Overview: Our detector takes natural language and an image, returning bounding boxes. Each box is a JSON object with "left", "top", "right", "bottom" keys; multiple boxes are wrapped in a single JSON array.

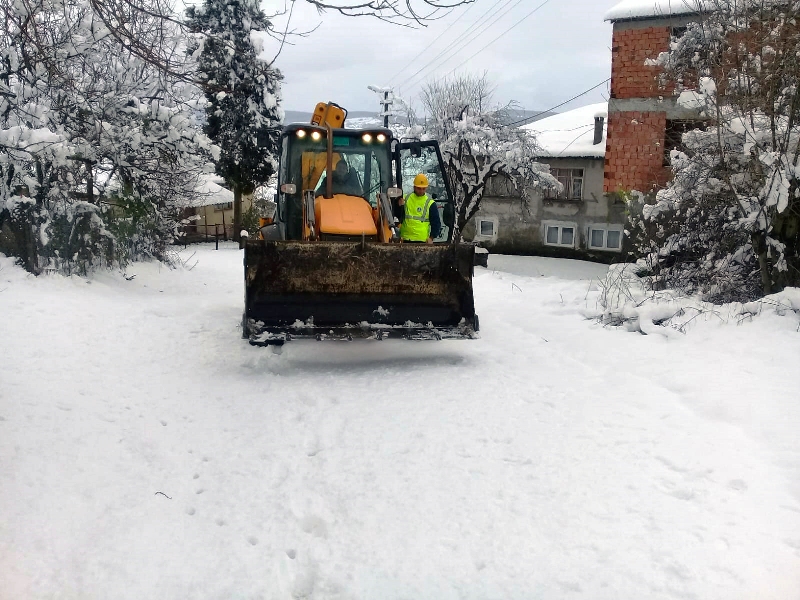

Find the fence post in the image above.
[{"left": 215, "top": 224, "right": 219, "bottom": 250}]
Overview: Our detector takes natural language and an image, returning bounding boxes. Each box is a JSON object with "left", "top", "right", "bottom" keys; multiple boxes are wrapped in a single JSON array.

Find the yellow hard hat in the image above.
[{"left": 413, "top": 173, "right": 429, "bottom": 188}]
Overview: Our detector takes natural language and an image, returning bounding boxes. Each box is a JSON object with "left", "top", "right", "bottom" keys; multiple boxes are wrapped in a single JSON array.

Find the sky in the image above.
[{"left": 262, "top": 0, "right": 621, "bottom": 116}]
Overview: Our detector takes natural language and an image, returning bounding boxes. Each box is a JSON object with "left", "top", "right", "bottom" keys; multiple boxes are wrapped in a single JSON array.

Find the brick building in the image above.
[{"left": 603, "top": 0, "right": 704, "bottom": 195}]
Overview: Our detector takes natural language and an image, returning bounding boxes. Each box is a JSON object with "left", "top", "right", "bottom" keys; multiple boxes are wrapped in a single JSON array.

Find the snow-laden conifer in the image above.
[{"left": 186, "top": 0, "right": 283, "bottom": 243}]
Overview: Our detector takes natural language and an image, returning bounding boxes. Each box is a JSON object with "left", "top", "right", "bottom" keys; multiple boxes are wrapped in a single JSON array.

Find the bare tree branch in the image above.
[{"left": 302, "top": 0, "right": 473, "bottom": 25}]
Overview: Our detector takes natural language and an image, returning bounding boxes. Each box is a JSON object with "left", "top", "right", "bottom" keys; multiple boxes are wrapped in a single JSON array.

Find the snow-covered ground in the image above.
[{"left": 1, "top": 244, "right": 799, "bottom": 600}]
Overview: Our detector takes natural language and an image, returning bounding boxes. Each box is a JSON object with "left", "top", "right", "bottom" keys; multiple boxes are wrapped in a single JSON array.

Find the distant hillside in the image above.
[
  {"left": 283, "top": 110, "right": 383, "bottom": 126},
  {"left": 282, "top": 109, "right": 557, "bottom": 128}
]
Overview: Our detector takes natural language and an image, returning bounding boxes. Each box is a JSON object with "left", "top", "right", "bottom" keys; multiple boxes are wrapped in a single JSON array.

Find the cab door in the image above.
[{"left": 394, "top": 141, "right": 455, "bottom": 243}]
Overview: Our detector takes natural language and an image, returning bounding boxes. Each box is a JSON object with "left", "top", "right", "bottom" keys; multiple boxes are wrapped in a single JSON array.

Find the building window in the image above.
[
  {"left": 588, "top": 226, "right": 623, "bottom": 251},
  {"left": 485, "top": 174, "right": 517, "bottom": 197},
  {"left": 664, "top": 120, "right": 706, "bottom": 166},
  {"left": 671, "top": 26, "right": 687, "bottom": 39},
  {"left": 543, "top": 221, "right": 576, "bottom": 248},
  {"left": 475, "top": 217, "right": 498, "bottom": 241},
  {"left": 547, "top": 169, "right": 584, "bottom": 201},
  {"left": 214, "top": 202, "right": 233, "bottom": 211}
]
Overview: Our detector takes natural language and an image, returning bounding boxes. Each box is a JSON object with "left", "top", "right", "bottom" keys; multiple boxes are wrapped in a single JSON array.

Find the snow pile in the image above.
[
  {"left": 741, "top": 288, "right": 800, "bottom": 320},
  {"left": 605, "top": 0, "right": 706, "bottom": 21},
  {"left": 584, "top": 263, "right": 800, "bottom": 337}
]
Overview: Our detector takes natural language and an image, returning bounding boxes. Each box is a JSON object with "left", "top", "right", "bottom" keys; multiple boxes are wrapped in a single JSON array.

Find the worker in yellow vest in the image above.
[{"left": 398, "top": 173, "right": 442, "bottom": 243}]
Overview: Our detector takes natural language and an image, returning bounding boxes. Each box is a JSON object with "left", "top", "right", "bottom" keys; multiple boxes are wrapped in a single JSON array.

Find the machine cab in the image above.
[
  {"left": 267, "top": 125, "right": 456, "bottom": 244},
  {"left": 394, "top": 140, "right": 456, "bottom": 243},
  {"left": 271, "top": 124, "right": 393, "bottom": 241}
]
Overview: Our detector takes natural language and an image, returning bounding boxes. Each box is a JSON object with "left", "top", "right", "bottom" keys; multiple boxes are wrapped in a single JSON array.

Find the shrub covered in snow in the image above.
[{"left": 586, "top": 264, "right": 800, "bottom": 337}]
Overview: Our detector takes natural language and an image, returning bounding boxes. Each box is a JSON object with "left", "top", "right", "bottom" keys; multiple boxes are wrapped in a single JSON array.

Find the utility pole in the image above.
[{"left": 367, "top": 85, "right": 394, "bottom": 128}]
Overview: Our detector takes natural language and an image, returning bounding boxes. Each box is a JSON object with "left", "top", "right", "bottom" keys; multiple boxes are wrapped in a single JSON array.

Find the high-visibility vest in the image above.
[{"left": 400, "top": 193, "right": 434, "bottom": 241}]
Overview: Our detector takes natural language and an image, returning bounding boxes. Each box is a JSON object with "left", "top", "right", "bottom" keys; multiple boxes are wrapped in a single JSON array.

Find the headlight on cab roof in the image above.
[
  {"left": 310, "top": 131, "right": 322, "bottom": 141},
  {"left": 296, "top": 130, "right": 306, "bottom": 138},
  {"left": 376, "top": 133, "right": 387, "bottom": 143},
  {"left": 361, "top": 133, "right": 372, "bottom": 143}
]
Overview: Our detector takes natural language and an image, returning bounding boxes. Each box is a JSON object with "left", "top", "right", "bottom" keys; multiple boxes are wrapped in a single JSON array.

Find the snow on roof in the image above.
[
  {"left": 189, "top": 175, "right": 234, "bottom": 208},
  {"left": 522, "top": 103, "right": 608, "bottom": 159},
  {"left": 604, "top": 0, "right": 704, "bottom": 22}
]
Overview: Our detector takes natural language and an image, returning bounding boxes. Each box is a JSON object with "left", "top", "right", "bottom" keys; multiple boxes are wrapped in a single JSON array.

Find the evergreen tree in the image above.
[{"left": 186, "top": 0, "right": 283, "bottom": 241}]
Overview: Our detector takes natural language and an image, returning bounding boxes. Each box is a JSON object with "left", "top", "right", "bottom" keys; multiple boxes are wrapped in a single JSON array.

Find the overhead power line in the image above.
[
  {"left": 392, "top": 0, "right": 513, "bottom": 84},
  {"left": 509, "top": 78, "right": 612, "bottom": 128},
  {"left": 387, "top": 1, "right": 479, "bottom": 84},
  {"left": 439, "top": 0, "right": 553, "bottom": 83},
  {"left": 398, "top": 0, "right": 523, "bottom": 91},
  {"left": 394, "top": 0, "right": 520, "bottom": 89},
  {"left": 402, "top": 0, "right": 528, "bottom": 91}
]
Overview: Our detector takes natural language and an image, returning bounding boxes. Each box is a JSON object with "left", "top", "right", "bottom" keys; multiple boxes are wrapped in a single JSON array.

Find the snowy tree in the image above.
[
  {"left": 637, "top": 0, "right": 800, "bottom": 301},
  {"left": 412, "top": 73, "right": 557, "bottom": 236},
  {"left": 186, "top": 0, "right": 283, "bottom": 243},
  {"left": 1, "top": 0, "right": 214, "bottom": 274}
]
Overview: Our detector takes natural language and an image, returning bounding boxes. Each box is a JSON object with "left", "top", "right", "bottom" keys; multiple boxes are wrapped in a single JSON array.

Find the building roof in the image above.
[
  {"left": 188, "top": 175, "right": 234, "bottom": 208},
  {"left": 522, "top": 103, "right": 608, "bottom": 159},
  {"left": 604, "top": 0, "right": 704, "bottom": 22}
]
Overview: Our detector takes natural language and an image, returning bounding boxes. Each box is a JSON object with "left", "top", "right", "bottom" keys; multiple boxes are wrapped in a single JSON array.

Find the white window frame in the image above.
[
  {"left": 474, "top": 216, "right": 498, "bottom": 242},
  {"left": 214, "top": 202, "right": 233, "bottom": 212},
  {"left": 587, "top": 225, "right": 624, "bottom": 252},
  {"left": 542, "top": 221, "right": 577, "bottom": 248}
]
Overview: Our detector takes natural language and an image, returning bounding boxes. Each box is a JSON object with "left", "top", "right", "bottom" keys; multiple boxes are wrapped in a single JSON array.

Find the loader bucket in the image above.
[{"left": 243, "top": 240, "right": 477, "bottom": 344}]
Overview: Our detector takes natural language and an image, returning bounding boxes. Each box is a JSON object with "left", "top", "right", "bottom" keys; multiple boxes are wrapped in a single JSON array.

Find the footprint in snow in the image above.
[
  {"left": 301, "top": 515, "right": 328, "bottom": 539},
  {"left": 247, "top": 536, "right": 259, "bottom": 546},
  {"left": 186, "top": 507, "right": 196, "bottom": 516},
  {"left": 728, "top": 479, "right": 748, "bottom": 491}
]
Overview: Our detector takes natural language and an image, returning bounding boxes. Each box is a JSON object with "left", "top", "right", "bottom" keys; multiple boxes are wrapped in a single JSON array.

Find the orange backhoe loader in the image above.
[{"left": 243, "top": 102, "right": 478, "bottom": 345}]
